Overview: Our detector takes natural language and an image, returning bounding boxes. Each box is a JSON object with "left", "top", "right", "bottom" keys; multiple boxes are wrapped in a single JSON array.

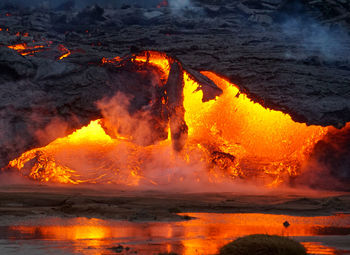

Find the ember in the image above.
[
  {"left": 57, "top": 44, "right": 71, "bottom": 60},
  {"left": 7, "top": 43, "right": 47, "bottom": 56},
  {"left": 157, "top": 0, "right": 168, "bottom": 8}
]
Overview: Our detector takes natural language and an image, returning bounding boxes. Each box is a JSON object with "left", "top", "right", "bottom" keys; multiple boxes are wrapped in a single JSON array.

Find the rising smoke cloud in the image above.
[
  {"left": 281, "top": 17, "right": 350, "bottom": 61},
  {"left": 93, "top": 91, "right": 270, "bottom": 193}
]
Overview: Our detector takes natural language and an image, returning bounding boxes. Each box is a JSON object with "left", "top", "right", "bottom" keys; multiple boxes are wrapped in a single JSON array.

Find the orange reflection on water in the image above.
[
  {"left": 177, "top": 213, "right": 350, "bottom": 255},
  {"left": 302, "top": 242, "right": 338, "bottom": 255},
  {"left": 7, "top": 213, "right": 350, "bottom": 255}
]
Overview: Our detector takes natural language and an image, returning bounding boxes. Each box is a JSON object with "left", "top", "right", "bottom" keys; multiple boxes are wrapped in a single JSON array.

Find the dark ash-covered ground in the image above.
[{"left": 0, "top": 184, "right": 348, "bottom": 221}]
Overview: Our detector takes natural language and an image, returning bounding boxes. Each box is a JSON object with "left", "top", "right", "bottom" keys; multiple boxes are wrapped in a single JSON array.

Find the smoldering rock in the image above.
[{"left": 165, "top": 61, "right": 188, "bottom": 151}]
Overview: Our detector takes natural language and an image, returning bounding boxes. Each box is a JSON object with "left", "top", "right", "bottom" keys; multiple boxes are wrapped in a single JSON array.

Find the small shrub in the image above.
[{"left": 219, "top": 234, "right": 307, "bottom": 255}]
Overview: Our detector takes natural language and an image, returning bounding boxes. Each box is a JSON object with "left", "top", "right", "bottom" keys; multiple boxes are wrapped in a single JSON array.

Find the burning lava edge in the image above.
[{"left": 3, "top": 50, "right": 349, "bottom": 188}]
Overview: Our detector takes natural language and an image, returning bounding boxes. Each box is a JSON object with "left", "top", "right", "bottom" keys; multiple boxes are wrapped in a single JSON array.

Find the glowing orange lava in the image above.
[
  {"left": 8, "top": 52, "right": 330, "bottom": 186},
  {"left": 8, "top": 43, "right": 46, "bottom": 56},
  {"left": 57, "top": 44, "right": 71, "bottom": 60},
  {"left": 183, "top": 71, "right": 328, "bottom": 185},
  {"left": 101, "top": 56, "right": 122, "bottom": 64},
  {"left": 134, "top": 51, "right": 171, "bottom": 83},
  {"left": 8, "top": 120, "right": 145, "bottom": 185}
]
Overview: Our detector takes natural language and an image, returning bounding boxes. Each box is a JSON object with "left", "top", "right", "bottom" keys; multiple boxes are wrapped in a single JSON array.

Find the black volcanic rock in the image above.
[
  {"left": 55, "top": 0, "right": 75, "bottom": 11},
  {"left": 74, "top": 4, "right": 106, "bottom": 24}
]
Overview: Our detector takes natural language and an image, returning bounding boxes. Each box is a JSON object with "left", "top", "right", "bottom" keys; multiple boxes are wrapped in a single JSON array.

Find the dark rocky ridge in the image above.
[
  {"left": 0, "top": 0, "right": 350, "bottom": 167},
  {"left": 0, "top": 0, "right": 349, "bottom": 126}
]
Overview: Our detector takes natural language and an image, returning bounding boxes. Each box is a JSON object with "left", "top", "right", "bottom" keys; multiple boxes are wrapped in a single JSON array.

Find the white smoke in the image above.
[
  {"left": 167, "top": 0, "right": 201, "bottom": 16},
  {"left": 281, "top": 18, "right": 350, "bottom": 61},
  {"left": 168, "top": 0, "right": 191, "bottom": 10}
]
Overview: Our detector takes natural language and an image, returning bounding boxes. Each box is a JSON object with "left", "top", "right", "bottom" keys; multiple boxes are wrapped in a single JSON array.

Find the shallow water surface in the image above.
[{"left": 0, "top": 213, "right": 350, "bottom": 255}]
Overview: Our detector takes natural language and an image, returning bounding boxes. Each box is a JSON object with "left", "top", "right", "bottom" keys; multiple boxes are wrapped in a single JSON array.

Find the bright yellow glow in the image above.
[
  {"left": 8, "top": 52, "right": 332, "bottom": 186},
  {"left": 8, "top": 43, "right": 46, "bottom": 56},
  {"left": 134, "top": 51, "right": 170, "bottom": 82},
  {"left": 183, "top": 71, "right": 328, "bottom": 184}
]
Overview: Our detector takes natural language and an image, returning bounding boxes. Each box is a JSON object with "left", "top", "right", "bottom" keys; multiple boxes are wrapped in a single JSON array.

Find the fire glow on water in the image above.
[
  {"left": 5, "top": 213, "right": 350, "bottom": 255},
  {"left": 8, "top": 52, "right": 328, "bottom": 187}
]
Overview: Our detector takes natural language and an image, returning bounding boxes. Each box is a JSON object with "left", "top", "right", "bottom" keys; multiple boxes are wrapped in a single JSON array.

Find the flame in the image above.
[{"left": 8, "top": 51, "right": 331, "bottom": 186}]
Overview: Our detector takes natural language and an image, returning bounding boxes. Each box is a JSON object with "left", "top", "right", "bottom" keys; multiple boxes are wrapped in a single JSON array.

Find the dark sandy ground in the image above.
[{"left": 0, "top": 184, "right": 349, "bottom": 223}]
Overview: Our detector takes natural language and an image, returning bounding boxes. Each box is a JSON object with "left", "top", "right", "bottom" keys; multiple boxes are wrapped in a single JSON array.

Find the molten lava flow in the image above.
[
  {"left": 9, "top": 120, "right": 111, "bottom": 184},
  {"left": 8, "top": 51, "right": 331, "bottom": 186},
  {"left": 57, "top": 44, "right": 71, "bottom": 60},
  {"left": 9, "top": 120, "right": 172, "bottom": 185},
  {"left": 182, "top": 71, "right": 328, "bottom": 185},
  {"left": 133, "top": 51, "right": 171, "bottom": 84},
  {"left": 102, "top": 56, "right": 122, "bottom": 64},
  {"left": 8, "top": 43, "right": 27, "bottom": 51},
  {"left": 8, "top": 43, "right": 46, "bottom": 56}
]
